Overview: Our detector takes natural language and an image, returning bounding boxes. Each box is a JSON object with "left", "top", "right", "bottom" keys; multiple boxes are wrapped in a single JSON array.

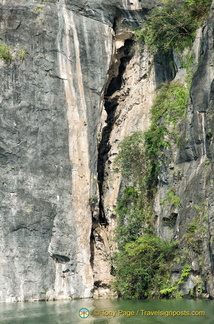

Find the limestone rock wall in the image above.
[
  {"left": 0, "top": 0, "right": 213, "bottom": 302},
  {"left": 153, "top": 4, "right": 214, "bottom": 297},
  {"left": 0, "top": 0, "right": 159, "bottom": 301}
]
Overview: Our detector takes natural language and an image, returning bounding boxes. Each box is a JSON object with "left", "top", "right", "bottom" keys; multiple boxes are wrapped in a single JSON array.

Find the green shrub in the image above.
[
  {"left": 202, "top": 216, "right": 208, "bottom": 222},
  {"left": 144, "top": 125, "right": 168, "bottom": 194},
  {"left": 184, "top": 0, "right": 212, "bottom": 19},
  {"left": 160, "top": 286, "right": 178, "bottom": 296},
  {"left": 177, "top": 265, "right": 191, "bottom": 284},
  {"left": 113, "top": 132, "right": 177, "bottom": 299},
  {"left": 34, "top": 6, "right": 44, "bottom": 12},
  {"left": 162, "top": 188, "right": 182, "bottom": 207},
  {"left": 144, "top": 82, "right": 189, "bottom": 194},
  {"left": 135, "top": 0, "right": 212, "bottom": 52},
  {"left": 114, "top": 132, "right": 146, "bottom": 183},
  {"left": 19, "top": 48, "right": 27, "bottom": 60},
  {"left": 0, "top": 44, "right": 13, "bottom": 62},
  {"left": 160, "top": 264, "right": 191, "bottom": 297},
  {"left": 187, "top": 219, "right": 198, "bottom": 233},
  {"left": 151, "top": 82, "right": 189, "bottom": 126},
  {"left": 114, "top": 132, "right": 153, "bottom": 248},
  {"left": 113, "top": 234, "right": 177, "bottom": 299},
  {"left": 115, "top": 187, "right": 152, "bottom": 248},
  {"left": 194, "top": 205, "right": 201, "bottom": 211}
]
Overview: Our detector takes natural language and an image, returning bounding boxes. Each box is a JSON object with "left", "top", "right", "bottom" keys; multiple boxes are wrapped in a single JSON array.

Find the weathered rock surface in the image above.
[
  {"left": 0, "top": 0, "right": 213, "bottom": 302},
  {"left": 0, "top": 0, "right": 159, "bottom": 301},
  {"left": 153, "top": 3, "right": 214, "bottom": 297}
]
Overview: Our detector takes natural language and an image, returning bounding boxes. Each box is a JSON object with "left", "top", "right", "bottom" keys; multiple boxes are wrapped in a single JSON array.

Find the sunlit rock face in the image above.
[
  {"left": 0, "top": 0, "right": 213, "bottom": 302},
  {"left": 0, "top": 0, "right": 159, "bottom": 301}
]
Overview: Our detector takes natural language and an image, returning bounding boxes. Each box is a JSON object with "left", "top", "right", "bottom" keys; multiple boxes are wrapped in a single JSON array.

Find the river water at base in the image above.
[{"left": 0, "top": 299, "right": 213, "bottom": 324}]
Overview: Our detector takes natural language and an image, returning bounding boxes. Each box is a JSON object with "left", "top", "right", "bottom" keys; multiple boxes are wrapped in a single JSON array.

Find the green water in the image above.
[{"left": 0, "top": 299, "right": 213, "bottom": 324}]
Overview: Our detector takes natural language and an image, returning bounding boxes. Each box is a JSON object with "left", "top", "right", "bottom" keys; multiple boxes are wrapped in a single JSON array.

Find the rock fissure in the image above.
[
  {"left": 97, "top": 38, "right": 134, "bottom": 226},
  {"left": 89, "top": 30, "right": 136, "bottom": 297}
]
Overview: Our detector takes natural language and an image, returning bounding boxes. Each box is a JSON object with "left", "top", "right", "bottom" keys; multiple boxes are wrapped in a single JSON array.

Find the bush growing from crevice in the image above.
[
  {"left": 151, "top": 83, "right": 189, "bottom": 126},
  {"left": 19, "top": 48, "right": 28, "bottom": 60},
  {"left": 0, "top": 45, "right": 13, "bottom": 62},
  {"left": 162, "top": 188, "right": 182, "bottom": 207},
  {"left": 0, "top": 44, "right": 28, "bottom": 62},
  {"left": 114, "top": 132, "right": 146, "bottom": 183},
  {"left": 135, "top": 0, "right": 212, "bottom": 53}
]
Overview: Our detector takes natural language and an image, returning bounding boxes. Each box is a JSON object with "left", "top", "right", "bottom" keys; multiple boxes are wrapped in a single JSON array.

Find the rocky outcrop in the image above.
[
  {"left": 0, "top": 0, "right": 213, "bottom": 302},
  {"left": 0, "top": 0, "right": 159, "bottom": 301},
  {"left": 153, "top": 3, "right": 214, "bottom": 297}
]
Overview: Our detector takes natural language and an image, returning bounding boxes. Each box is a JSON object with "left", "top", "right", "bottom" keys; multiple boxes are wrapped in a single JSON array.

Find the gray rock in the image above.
[
  {"left": 0, "top": 0, "right": 214, "bottom": 302},
  {"left": 0, "top": 0, "right": 160, "bottom": 301}
]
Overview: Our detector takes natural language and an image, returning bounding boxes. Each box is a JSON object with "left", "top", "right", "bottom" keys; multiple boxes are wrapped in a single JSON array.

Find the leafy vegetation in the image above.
[
  {"left": 114, "top": 132, "right": 146, "bottom": 184},
  {"left": 114, "top": 132, "right": 153, "bottom": 249},
  {"left": 144, "top": 82, "right": 189, "bottom": 195},
  {"left": 180, "top": 201, "right": 208, "bottom": 255},
  {"left": 135, "top": 0, "right": 212, "bottom": 52},
  {"left": 151, "top": 83, "right": 189, "bottom": 126},
  {"left": 113, "top": 131, "right": 178, "bottom": 298},
  {"left": 111, "top": 0, "right": 210, "bottom": 299},
  {"left": 0, "top": 45, "right": 13, "bottom": 62},
  {"left": 177, "top": 265, "right": 191, "bottom": 284},
  {"left": 162, "top": 188, "right": 182, "bottom": 207},
  {"left": 115, "top": 187, "right": 152, "bottom": 249},
  {"left": 160, "top": 286, "right": 178, "bottom": 296},
  {"left": 112, "top": 78, "right": 190, "bottom": 298},
  {"left": 187, "top": 218, "right": 198, "bottom": 233},
  {"left": 160, "top": 265, "right": 191, "bottom": 297},
  {"left": 19, "top": 48, "right": 27, "bottom": 60},
  {"left": 113, "top": 234, "right": 178, "bottom": 299},
  {"left": 34, "top": 6, "right": 44, "bottom": 12},
  {"left": 0, "top": 44, "right": 28, "bottom": 62}
]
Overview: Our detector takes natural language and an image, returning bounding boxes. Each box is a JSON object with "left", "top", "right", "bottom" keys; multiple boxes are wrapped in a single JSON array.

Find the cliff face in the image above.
[
  {"left": 0, "top": 0, "right": 159, "bottom": 301},
  {"left": 0, "top": 0, "right": 213, "bottom": 302},
  {"left": 154, "top": 6, "right": 214, "bottom": 297}
]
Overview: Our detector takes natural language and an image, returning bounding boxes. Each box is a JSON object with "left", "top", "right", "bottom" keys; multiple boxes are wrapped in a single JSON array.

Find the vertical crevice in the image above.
[
  {"left": 97, "top": 38, "right": 134, "bottom": 226},
  {"left": 89, "top": 37, "right": 134, "bottom": 272},
  {"left": 97, "top": 97, "right": 117, "bottom": 226},
  {"left": 89, "top": 229, "right": 94, "bottom": 269}
]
